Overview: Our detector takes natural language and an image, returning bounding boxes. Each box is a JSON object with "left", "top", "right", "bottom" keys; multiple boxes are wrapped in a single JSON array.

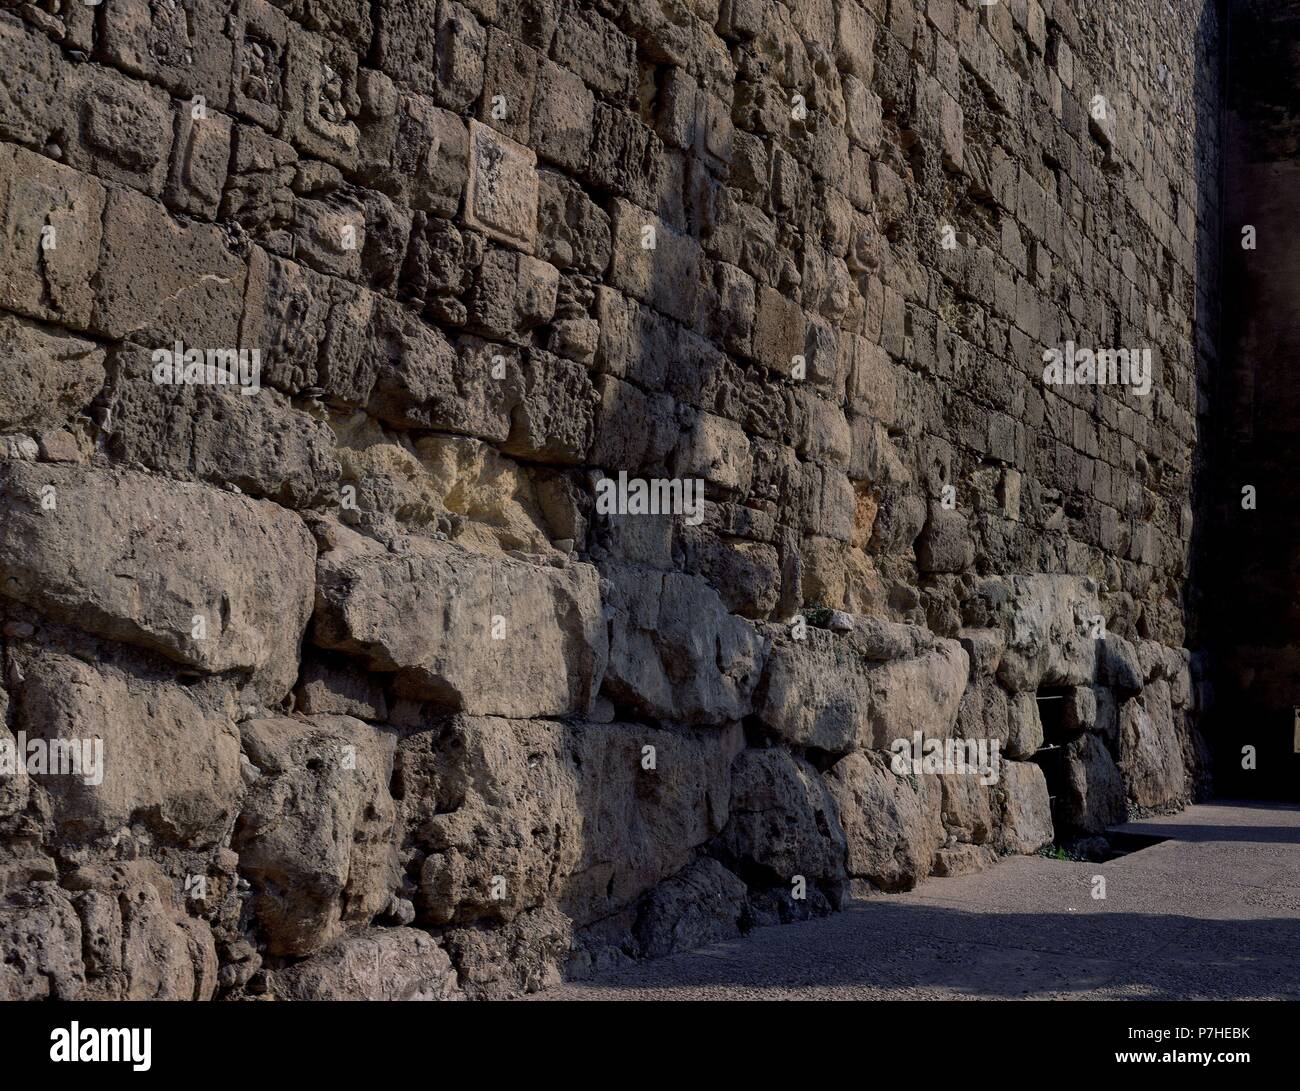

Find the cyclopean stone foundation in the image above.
[{"left": 0, "top": 0, "right": 1219, "bottom": 1000}]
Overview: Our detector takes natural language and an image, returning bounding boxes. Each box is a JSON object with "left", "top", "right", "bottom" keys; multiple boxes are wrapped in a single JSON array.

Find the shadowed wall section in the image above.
[{"left": 1210, "top": 0, "right": 1300, "bottom": 800}]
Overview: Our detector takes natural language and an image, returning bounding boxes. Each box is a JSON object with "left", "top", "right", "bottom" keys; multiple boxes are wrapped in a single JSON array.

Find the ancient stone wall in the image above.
[{"left": 0, "top": 0, "right": 1218, "bottom": 1000}]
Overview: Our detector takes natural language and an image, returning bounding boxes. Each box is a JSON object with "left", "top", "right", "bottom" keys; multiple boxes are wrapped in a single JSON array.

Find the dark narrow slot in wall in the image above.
[{"left": 1032, "top": 688, "right": 1075, "bottom": 838}]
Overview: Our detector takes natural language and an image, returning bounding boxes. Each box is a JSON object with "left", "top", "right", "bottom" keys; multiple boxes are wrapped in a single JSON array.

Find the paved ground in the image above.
[{"left": 535, "top": 801, "right": 1300, "bottom": 1000}]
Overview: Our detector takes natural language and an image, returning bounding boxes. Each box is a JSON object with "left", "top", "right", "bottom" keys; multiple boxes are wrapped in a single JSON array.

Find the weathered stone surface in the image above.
[
  {"left": 442, "top": 904, "right": 571, "bottom": 999},
  {"left": 0, "top": 884, "right": 85, "bottom": 1000},
  {"left": 1118, "top": 681, "right": 1189, "bottom": 809},
  {"left": 0, "top": 858, "right": 219, "bottom": 1001},
  {"left": 0, "top": 0, "right": 1218, "bottom": 998},
  {"left": 938, "top": 772, "right": 996, "bottom": 848},
  {"left": 0, "top": 464, "right": 315, "bottom": 700},
  {"left": 0, "top": 14, "right": 71, "bottom": 149},
  {"left": 536, "top": 169, "right": 611, "bottom": 276},
  {"left": 314, "top": 528, "right": 607, "bottom": 719},
  {"left": 863, "top": 637, "right": 970, "bottom": 749},
  {"left": 718, "top": 748, "right": 847, "bottom": 907},
  {"left": 993, "top": 576, "right": 1103, "bottom": 693},
  {"left": 1007, "top": 691, "right": 1045, "bottom": 758},
  {"left": 601, "top": 562, "right": 764, "bottom": 726},
  {"left": 235, "top": 714, "right": 400, "bottom": 957},
  {"left": 997, "top": 761, "right": 1053, "bottom": 854},
  {"left": 98, "top": 0, "right": 233, "bottom": 107},
  {"left": 406, "top": 715, "right": 742, "bottom": 928},
  {"left": 755, "top": 622, "right": 968, "bottom": 754},
  {"left": 272, "top": 928, "right": 460, "bottom": 1000},
  {"left": 108, "top": 343, "right": 339, "bottom": 509},
  {"left": 295, "top": 657, "right": 389, "bottom": 722},
  {"left": 393, "top": 94, "right": 468, "bottom": 217},
  {"left": 222, "top": 125, "right": 296, "bottom": 239},
  {"left": 501, "top": 347, "right": 595, "bottom": 464},
  {"left": 916, "top": 509, "right": 975, "bottom": 573},
  {"left": 0, "top": 695, "right": 28, "bottom": 819},
  {"left": 64, "top": 65, "right": 175, "bottom": 196},
  {"left": 12, "top": 644, "right": 242, "bottom": 846},
  {"left": 1101, "top": 634, "right": 1145, "bottom": 694},
  {"left": 90, "top": 185, "right": 247, "bottom": 346},
  {"left": 931, "top": 844, "right": 997, "bottom": 878},
  {"left": 609, "top": 198, "right": 702, "bottom": 325},
  {"left": 0, "top": 144, "right": 105, "bottom": 330},
  {"left": 0, "top": 315, "right": 106, "bottom": 433},
  {"left": 632, "top": 858, "right": 750, "bottom": 959},
  {"left": 1061, "top": 734, "right": 1127, "bottom": 835},
  {"left": 956, "top": 676, "right": 1013, "bottom": 749},
  {"left": 531, "top": 60, "right": 594, "bottom": 172},
  {"left": 467, "top": 247, "right": 555, "bottom": 337},
  {"left": 165, "top": 105, "right": 233, "bottom": 219},
  {"left": 466, "top": 120, "right": 538, "bottom": 250},
  {"left": 73, "top": 860, "right": 219, "bottom": 1001},
  {"left": 825, "top": 750, "right": 938, "bottom": 890}
]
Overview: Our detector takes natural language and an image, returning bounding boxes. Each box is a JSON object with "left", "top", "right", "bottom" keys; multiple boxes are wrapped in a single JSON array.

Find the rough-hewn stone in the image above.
[{"left": 0, "top": 0, "right": 1220, "bottom": 1000}]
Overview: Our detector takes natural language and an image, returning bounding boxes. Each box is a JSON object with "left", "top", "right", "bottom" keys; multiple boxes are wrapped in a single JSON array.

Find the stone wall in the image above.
[{"left": 0, "top": 0, "right": 1218, "bottom": 1000}]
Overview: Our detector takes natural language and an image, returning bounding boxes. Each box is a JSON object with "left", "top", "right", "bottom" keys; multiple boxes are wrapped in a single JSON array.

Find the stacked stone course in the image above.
[{"left": 0, "top": 0, "right": 1216, "bottom": 1000}]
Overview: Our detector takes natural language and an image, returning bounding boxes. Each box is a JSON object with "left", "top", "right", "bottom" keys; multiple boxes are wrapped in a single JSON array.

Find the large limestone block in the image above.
[
  {"left": 62, "top": 63, "right": 175, "bottom": 196},
  {"left": 757, "top": 626, "right": 877, "bottom": 753},
  {"left": 1006, "top": 690, "right": 1045, "bottom": 758},
  {"left": 408, "top": 716, "right": 742, "bottom": 928},
  {"left": 718, "top": 748, "right": 847, "bottom": 894},
  {"left": 465, "top": 119, "right": 538, "bottom": 251},
  {"left": 0, "top": 315, "right": 106, "bottom": 433},
  {"left": 563, "top": 720, "right": 743, "bottom": 925},
  {"left": 631, "top": 858, "right": 750, "bottom": 959},
  {"left": 0, "top": 13, "right": 73, "bottom": 149},
  {"left": 409, "top": 715, "right": 575, "bottom": 927},
  {"left": 12, "top": 645, "right": 243, "bottom": 846},
  {"left": 235, "top": 714, "right": 400, "bottom": 957},
  {"left": 73, "top": 861, "right": 219, "bottom": 1000},
  {"left": 1118, "top": 681, "right": 1188, "bottom": 808},
  {"left": 1061, "top": 733, "right": 1126, "bottom": 834},
  {"left": 757, "top": 620, "right": 967, "bottom": 753},
  {"left": 993, "top": 575, "right": 1103, "bottom": 692},
  {"left": 108, "top": 343, "right": 340, "bottom": 509},
  {"left": 272, "top": 928, "right": 460, "bottom": 1000},
  {"left": 938, "top": 772, "right": 996, "bottom": 846},
  {"left": 442, "top": 904, "right": 572, "bottom": 1000},
  {"left": 0, "top": 143, "right": 105, "bottom": 330},
  {"left": 97, "top": 0, "right": 233, "bottom": 107},
  {"left": 90, "top": 184, "right": 247, "bottom": 346},
  {"left": 0, "top": 883, "right": 85, "bottom": 1000},
  {"left": 314, "top": 531, "right": 607, "bottom": 719},
  {"left": 862, "top": 636, "right": 969, "bottom": 749},
  {"left": 997, "top": 760, "right": 1054, "bottom": 854},
  {"left": 916, "top": 508, "right": 975, "bottom": 573},
  {"left": 0, "top": 464, "right": 315, "bottom": 700},
  {"left": 0, "top": 860, "right": 218, "bottom": 1000},
  {"left": 824, "top": 750, "right": 939, "bottom": 891},
  {"left": 609, "top": 198, "right": 702, "bottom": 324},
  {"left": 601, "top": 562, "right": 764, "bottom": 726}
]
